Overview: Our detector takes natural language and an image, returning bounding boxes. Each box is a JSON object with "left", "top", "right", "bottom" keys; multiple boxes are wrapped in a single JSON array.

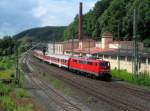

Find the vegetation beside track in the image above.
[
  {"left": 38, "top": 71, "right": 74, "bottom": 96},
  {"left": 0, "top": 56, "right": 35, "bottom": 111},
  {"left": 0, "top": 56, "right": 15, "bottom": 80},
  {"left": 112, "top": 69, "right": 150, "bottom": 87}
]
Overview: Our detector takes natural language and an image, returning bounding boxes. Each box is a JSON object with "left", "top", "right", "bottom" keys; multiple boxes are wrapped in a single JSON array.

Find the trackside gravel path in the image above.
[{"left": 21, "top": 54, "right": 150, "bottom": 111}]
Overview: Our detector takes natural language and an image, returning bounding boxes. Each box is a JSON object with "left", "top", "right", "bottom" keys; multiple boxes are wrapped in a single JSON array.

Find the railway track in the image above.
[
  {"left": 94, "top": 80, "right": 150, "bottom": 101},
  {"left": 29, "top": 55, "right": 150, "bottom": 111},
  {"left": 21, "top": 55, "right": 82, "bottom": 111}
]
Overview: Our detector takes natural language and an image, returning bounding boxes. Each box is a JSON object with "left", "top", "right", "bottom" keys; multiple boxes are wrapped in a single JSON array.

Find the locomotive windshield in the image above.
[{"left": 100, "top": 62, "right": 110, "bottom": 68}]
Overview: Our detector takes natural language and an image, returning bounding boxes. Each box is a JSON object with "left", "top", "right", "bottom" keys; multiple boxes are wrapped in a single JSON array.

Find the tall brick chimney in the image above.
[{"left": 78, "top": 2, "right": 83, "bottom": 40}]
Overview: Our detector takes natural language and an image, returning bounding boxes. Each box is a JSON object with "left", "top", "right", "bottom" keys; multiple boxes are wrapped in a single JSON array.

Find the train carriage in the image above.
[
  {"left": 33, "top": 50, "right": 111, "bottom": 80},
  {"left": 48, "top": 54, "right": 70, "bottom": 68}
]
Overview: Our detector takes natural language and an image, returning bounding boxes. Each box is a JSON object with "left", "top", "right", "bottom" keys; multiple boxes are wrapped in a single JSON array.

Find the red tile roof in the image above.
[{"left": 65, "top": 48, "right": 116, "bottom": 54}]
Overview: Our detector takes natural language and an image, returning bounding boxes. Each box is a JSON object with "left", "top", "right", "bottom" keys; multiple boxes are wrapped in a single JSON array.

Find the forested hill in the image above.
[
  {"left": 14, "top": 26, "right": 66, "bottom": 42},
  {"left": 64, "top": 0, "right": 150, "bottom": 46}
]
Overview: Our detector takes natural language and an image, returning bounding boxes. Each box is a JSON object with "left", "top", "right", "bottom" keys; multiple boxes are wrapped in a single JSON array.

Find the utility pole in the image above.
[
  {"left": 133, "top": 8, "right": 139, "bottom": 77},
  {"left": 118, "top": 23, "right": 120, "bottom": 72},
  {"left": 71, "top": 35, "right": 74, "bottom": 56},
  {"left": 15, "top": 41, "right": 20, "bottom": 87},
  {"left": 53, "top": 39, "right": 55, "bottom": 54},
  {"left": 88, "top": 39, "right": 90, "bottom": 55},
  {"left": 14, "top": 42, "right": 41, "bottom": 87}
]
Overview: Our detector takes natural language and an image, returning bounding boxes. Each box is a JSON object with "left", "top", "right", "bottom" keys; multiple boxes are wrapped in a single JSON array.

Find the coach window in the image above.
[
  {"left": 78, "top": 60, "right": 83, "bottom": 64},
  {"left": 82, "top": 61, "right": 86, "bottom": 64},
  {"left": 88, "top": 62, "right": 92, "bottom": 65},
  {"left": 79, "top": 60, "right": 83, "bottom": 64},
  {"left": 95, "top": 63, "right": 97, "bottom": 66},
  {"left": 77, "top": 60, "right": 80, "bottom": 64},
  {"left": 73, "top": 60, "right": 77, "bottom": 63}
]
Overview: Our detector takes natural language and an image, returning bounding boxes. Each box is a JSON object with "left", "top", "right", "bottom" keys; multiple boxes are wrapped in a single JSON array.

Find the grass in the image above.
[
  {"left": 14, "top": 103, "right": 33, "bottom": 111},
  {"left": 0, "top": 56, "right": 15, "bottom": 80},
  {"left": 41, "top": 72, "right": 73, "bottom": 96},
  {"left": 0, "top": 56, "right": 15, "bottom": 70},
  {"left": 0, "top": 78, "right": 34, "bottom": 111},
  {"left": 0, "top": 84, "right": 11, "bottom": 95},
  {"left": 0, "top": 55, "right": 34, "bottom": 111},
  {"left": 112, "top": 69, "right": 150, "bottom": 87},
  {"left": 0, "top": 95, "right": 16, "bottom": 111},
  {"left": 15, "top": 88, "right": 29, "bottom": 99},
  {"left": 52, "top": 79, "right": 73, "bottom": 95},
  {"left": 0, "top": 86, "right": 34, "bottom": 111},
  {"left": 0, "top": 69, "right": 15, "bottom": 80}
]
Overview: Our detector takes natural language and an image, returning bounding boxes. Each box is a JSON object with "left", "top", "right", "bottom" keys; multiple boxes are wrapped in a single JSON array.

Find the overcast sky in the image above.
[{"left": 0, "top": 0, "right": 97, "bottom": 37}]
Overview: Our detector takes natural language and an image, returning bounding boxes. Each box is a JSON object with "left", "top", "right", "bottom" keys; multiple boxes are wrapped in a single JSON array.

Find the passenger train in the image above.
[{"left": 33, "top": 50, "right": 112, "bottom": 80}]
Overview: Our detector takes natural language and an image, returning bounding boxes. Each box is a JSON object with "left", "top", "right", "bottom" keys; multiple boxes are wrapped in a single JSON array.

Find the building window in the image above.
[
  {"left": 148, "top": 58, "right": 150, "bottom": 64},
  {"left": 104, "top": 55, "right": 109, "bottom": 59},
  {"left": 127, "top": 57, "right": 132, "bottom": 61},
  {"left": 111, "top": 56, "right": 117, "bottom": 60},
  {"left": 120, "top": 56, "right": 125, "bottom": 60},
  {"left": 140, "top": 57, "right": 146, "bottom": 63}
]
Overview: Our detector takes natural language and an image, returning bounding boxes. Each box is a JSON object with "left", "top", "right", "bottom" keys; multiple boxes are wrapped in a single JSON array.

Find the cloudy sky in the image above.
[{"left": 0, "top": 0, "right": 97, "bottom": 37}]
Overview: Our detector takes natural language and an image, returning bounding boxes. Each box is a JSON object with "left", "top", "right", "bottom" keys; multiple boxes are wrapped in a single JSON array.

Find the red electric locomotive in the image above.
[
  {"left": 33, "top": 50, "right": 112, "bottom": 80},
  {"left": 69, "top": 57, "right": 111, "bottom": 79}
]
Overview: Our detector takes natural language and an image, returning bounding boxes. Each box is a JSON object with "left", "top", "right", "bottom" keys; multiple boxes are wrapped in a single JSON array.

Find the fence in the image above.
[{"left": 96, "top": 49, "right": 150, "bottom": 75}]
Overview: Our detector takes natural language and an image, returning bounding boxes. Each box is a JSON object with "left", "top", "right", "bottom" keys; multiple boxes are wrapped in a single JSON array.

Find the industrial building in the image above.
[{"left": 47, "top": 2, "right": 149, "bottom": 74}]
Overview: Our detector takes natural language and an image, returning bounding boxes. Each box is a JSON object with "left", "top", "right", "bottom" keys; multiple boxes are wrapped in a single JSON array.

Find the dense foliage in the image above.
[
  {"left": 64, "top": 0, "right": 150, "bottom": 45},
  {"left": 0, "top": 36, "right": 15, "bottom": 56},
  {"left": 0, "top": 56, "right": 34, "bottom": 111},
  {"left": 0, "top": 36, "right": 31, "bottom": 57},
  {"left": 14, "top": 26, "right": 66, "bottom": 42}
]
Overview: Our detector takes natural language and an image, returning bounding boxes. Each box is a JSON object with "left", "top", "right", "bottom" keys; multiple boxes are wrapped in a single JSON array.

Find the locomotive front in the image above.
[{"left": 98, "top": 61, "right": 112, "bottom": 80}]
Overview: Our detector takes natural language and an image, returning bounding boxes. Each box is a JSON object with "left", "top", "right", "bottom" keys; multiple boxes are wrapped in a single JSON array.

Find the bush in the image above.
[
  {"left": 111, "top": 69, "right": 133, "bottom": 81},
  {"left": 111, "top": 69, "right": 150, "bottom": 87},
  {"left": 0, "top": 84, "right": 11, "bottom": 96},
  {"left": 0, "top": 96, "right": 16, "bottom": 111},
  {"left": 15, "top": 88, "right": 29, "bottom": 99},
  {"left": 14, "top": 103, "right": 33, "bottom": 111},
  {"left": 143, "top": 38, "right": 150, "bottom": 47}
]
